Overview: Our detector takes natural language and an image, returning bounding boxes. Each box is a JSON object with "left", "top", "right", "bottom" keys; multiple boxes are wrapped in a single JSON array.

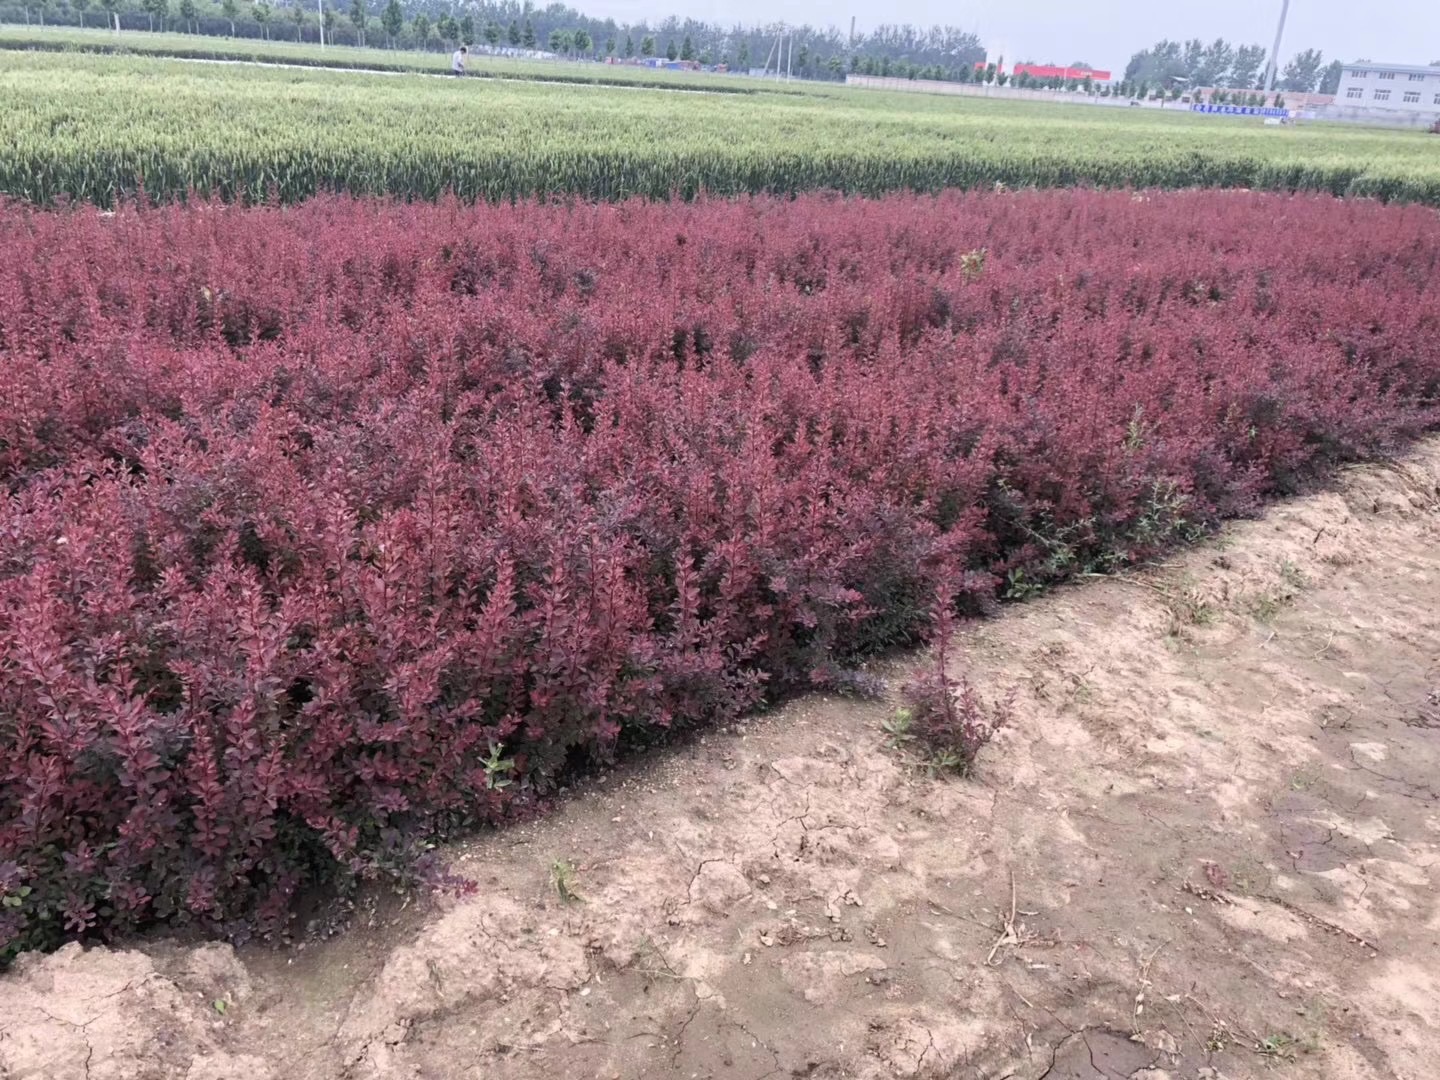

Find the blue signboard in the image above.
[{"left": 1190, "top": 104, "right": 1289, "bottom": 118}]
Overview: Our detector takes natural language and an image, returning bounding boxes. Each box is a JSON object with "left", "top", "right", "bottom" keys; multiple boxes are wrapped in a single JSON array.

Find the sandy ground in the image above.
[{"left": 2, "top": 440, "right": 1438, "bottom": 1080}]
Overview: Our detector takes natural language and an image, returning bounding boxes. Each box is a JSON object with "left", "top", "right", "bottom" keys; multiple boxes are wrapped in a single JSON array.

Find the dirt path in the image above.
[{"left": 3, "top": 441, "right": 1438, "bottom": 1080}]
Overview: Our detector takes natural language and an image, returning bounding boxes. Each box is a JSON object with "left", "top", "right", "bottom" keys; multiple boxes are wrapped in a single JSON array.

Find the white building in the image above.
[{"left": 1335, "top": 62, "right": 1440, "bottom": 115}]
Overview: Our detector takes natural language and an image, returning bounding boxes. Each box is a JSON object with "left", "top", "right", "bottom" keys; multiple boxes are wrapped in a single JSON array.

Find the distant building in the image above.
[
  {"left": 1335, "top": 62, "right": 1440, "bottom": 114},
  {"left": 1012, "top": 64, "right": 1112, "bottom": 83},
  {"left": 973, "top": 62, "right": 1111, "bottom": 82}
]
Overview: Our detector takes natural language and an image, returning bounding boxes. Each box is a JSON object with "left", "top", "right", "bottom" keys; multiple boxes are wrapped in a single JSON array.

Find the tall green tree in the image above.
[
  {"left": 1125, "top": 36, "right": 1282, "bottom": 90},
  {"left": 1124, "top": 40, "right": 1185, "bottom": 86},
  {"left": 679, "top": 33, "right": 693, "bottom": 60},
  {"left": 348, "top": 0, "right": 366, "bottom": 47},
  {"left": 737, "top": 40, "right": 748, "bottom": 68},
  {"left": 1181, "top": 38, "right": 1205, "bottom": 79},
  {"left": 640, "top": 35, "right": 653, "bottom": 57},
  {"left": 521, "top": 18, "right": 535, "bottom": 48},
  {"left": 412, "top": 12, "right": 430, "bottom": 46},
  {"left": 380, "top": 0, "right": 402, "bottom": 46},
  {"left": 1194, "top": 38, "right": 1234, "bottom": 87},
  {"left": 141, "top": 0, "right": 165, "bottom": 31},
  {"left": 623, "top": 33, "right": 634, "bottom": 57},
  {"left": 665, "top": 38, "right": 676, "bottom": 61},
  {"left": 507, "top": 19, "right": 519, "bottom": 45},
  {"left": 219, "top": 0, "right": 238, "bottom": 34},
  {"left": 253, "top": 0, "right": 271, "bottom": 39},
  {"left": 1231, "top": 44, "right": 1266, "bottom": 88},
  {"left": 458, "top": 14, "right": 473, "bottom": 44},
  {"left": 1318, "top": 59, "right": 1343, "bottom": 95},
  {"left": 177, "top": 0, "right": 196, "bottom": 31},
  {"left": 1279, "top": 48, "right": 1324, "bottom": 92},
  {"left": 435, "top": 14, "right": 456, "bottom": 45},
  {"left": 483, "top": 21, "right": 499, "bottom": 46},
  {"left": 574, "top": 29, "right": 592, "bottom": 56},
  {"left": 547, "top": 27, "right": 563, "bottom": 52},
  {"left": 604, "top": 35, "right": 614, "bottom": 56},
  {"left": 72, "top": 0, "right": 91, "bottom": 28}
]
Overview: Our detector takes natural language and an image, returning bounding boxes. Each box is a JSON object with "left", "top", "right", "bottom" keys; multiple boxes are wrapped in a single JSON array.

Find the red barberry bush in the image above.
[{"left": 1, "top": 190, "right": 1437, "bottom": 956}]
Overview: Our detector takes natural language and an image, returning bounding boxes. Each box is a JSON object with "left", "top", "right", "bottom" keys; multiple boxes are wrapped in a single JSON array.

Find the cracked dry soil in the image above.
[{"left": 2, "top": 441, "right": 1439, "bottom": 1080}]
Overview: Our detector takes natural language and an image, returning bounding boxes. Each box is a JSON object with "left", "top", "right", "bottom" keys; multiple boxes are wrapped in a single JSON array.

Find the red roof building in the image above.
[
  {"left": 1012, "top": 64, "right": 1112, "bottom": 82},
  {"left": 974, "top": 61, "right": 1112, "bottom": 82}
]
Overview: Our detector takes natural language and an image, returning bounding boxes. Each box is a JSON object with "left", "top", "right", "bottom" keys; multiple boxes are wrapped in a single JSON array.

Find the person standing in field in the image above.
[{"left": 452, "top": 45, "right": 468, "bottom": 76}]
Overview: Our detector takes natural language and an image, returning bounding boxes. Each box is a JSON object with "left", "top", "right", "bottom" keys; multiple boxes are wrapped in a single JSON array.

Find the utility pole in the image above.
[
  {"left": 1263, "top": 0, "right": 1290, "bottom": 92},
  {"left": 849, "top": 16, "right": 855, "bottom": 48},
  {"left": 317, "top": 0, "right": 324, "bottom": 47}
]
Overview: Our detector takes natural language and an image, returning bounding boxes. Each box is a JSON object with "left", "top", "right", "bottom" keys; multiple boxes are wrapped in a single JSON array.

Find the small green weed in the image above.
[
  {"left": 1123, "top": 405, "right": 1148, "bottom": 453},
  {"left": 0, "top": 885, "right": 31, "bottom": 910},
  {"left": 1279, "top": 559, "right": 1308, "bottom": 592},
  {"left": 882, "top": 708, "right": 916, "bottom": 751},
  {"left": 481, "top": 741, "right": 517, "bottom": 791},
  {"left": 1251, "top": 593, "right": 1286, "bottom": 622},
  {"left": 551, "top": 859, "right": 583, "bottom": 904},
  {"left": 1251, "top": 558, "right": 1308, "bottom": 622},
  {"left": 1255, "top": 1033, "right": 1295, "bottom": 1059},
  {"left": 1164, "top": 584, "right": 1215, "bottom": 632},
  {"left": 1004, "top": 568, "right": 1048, "bottom": 601},
  {"left": 1254, "top": 1031, "right": 1320, "bottom": 1061}
]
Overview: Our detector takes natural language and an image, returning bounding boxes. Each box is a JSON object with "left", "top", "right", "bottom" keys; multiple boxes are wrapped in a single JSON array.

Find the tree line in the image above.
[
  {"left": 1124, "top": 38, "right": 1343, "bottom": 94},
  {"left": 1, "top": 0, "right": 988, "bottom": 80}
]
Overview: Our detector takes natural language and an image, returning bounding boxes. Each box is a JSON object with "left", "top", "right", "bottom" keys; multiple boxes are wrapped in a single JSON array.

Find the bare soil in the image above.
[{"left": 3, "top": 441, "right": 1438, "bottom": 1080}]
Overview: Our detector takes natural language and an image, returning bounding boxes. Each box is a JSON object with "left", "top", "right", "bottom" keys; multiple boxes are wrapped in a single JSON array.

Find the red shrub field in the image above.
[{"left": 2, "top": 190, "right": 1438, "bottom": 955}]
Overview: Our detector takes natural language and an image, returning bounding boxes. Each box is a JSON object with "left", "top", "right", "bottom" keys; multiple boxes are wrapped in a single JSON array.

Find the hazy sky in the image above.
[{"left": 582, "top": 0, "right": 1439, "bottom": 75}]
